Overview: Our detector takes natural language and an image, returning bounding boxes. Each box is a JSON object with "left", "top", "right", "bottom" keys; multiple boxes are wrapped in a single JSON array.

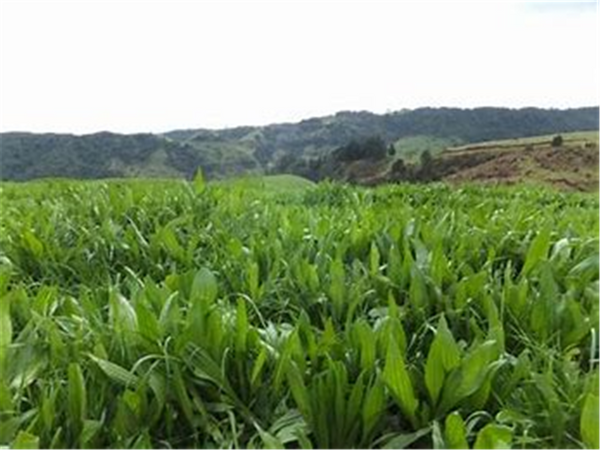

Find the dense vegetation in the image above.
[
  {"left": 0, "top": 177, "right": 598, "bottom": 448},
  {"left": 1, "top": 107, "right": 597, "bottom": 181}
]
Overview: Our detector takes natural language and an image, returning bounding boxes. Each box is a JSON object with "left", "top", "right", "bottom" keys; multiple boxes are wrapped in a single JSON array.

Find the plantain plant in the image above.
[{"left": 0, "top": 179, "right": 597, "bottom": 448}]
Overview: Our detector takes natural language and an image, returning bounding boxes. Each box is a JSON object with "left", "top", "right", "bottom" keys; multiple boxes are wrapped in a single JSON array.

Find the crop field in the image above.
[{"left": 0, "top": 177, "right": 598, "bottom": 449}]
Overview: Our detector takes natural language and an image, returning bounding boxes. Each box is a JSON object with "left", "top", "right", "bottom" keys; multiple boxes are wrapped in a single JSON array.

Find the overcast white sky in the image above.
[{"left": 0, "top": 1, "right": 597, "bottom": 134}]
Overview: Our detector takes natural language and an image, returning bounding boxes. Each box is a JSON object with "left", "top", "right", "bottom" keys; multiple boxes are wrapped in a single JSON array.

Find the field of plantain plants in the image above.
[{"left": 0, "top": 176, "right": 598, "bottom": 449}]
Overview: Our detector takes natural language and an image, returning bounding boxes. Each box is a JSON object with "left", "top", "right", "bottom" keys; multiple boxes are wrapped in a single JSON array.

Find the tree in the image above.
[
  {"left": 273, "top": 153, "right": 300, "bottom": 173},
  {"left": 332, "top": 136, "right": 387, "bottom": 162},
  {"left": 412, "top": 149, "right": 435, "bottom": 182},
  {"left": 391, "top": 157, "right": 408, "bottom": 180},
  {"left": 551, "top": 135, "right": 563, "bottom": 147},
  {"left": 388, "top": 144, "right": 396, "bottom": 157},
  {"left": 420, "top": 149, "right": 433, "bottom": 167}
]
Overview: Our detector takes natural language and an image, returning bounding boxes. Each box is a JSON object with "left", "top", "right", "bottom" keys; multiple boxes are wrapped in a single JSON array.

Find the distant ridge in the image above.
[{"left": 1, "top": 106, "right": 597, "bottom": 181}]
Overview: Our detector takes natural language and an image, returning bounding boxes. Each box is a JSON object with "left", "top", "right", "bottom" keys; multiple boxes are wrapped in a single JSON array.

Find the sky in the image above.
[{"left": 0, "top": 1, "right": 598, "bottom": 134}]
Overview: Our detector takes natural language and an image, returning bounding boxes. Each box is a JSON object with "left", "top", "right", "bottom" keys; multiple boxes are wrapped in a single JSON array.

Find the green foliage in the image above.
[
  {"left": 0, "top": 132, "right": 201, "bottom": 181},
  {"left": 0, "top": 179, "right": 597, "bottom": 448},
  {"left": 552, "top": 135, "right": 564, "bottom": 147},
  {"left": 444, "top": 412, "right": 468, "bottom": 449},
  {"left": 11, "top": 431, "right": 39, "bottom": 449},
  {"left": 420, "top": 149, "right": 433, "bottom": 167},
  {"left": 332, "top": 135, "right": 388, "bottom": 161},
  {"left": 473, "top": 424, "right": 512, "bottom": 449},
  {"left": 581, "top": 393, "right": 599, "bottom": 449},
  {"left": 193, "top": 168, "right": 205, "bottom": 194},
  {"left": 425, "top": 315, "right": 461, "bottom": 407}
]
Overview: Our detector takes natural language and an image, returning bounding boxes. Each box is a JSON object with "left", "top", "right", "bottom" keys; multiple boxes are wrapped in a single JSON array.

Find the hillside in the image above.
[
  {"left": 384, "top": 131, "right": 600, "bottom": 191},
  {"left": 0, "top": 106, "right": 597, "bottom": 181},
  {"left": 0, "top": 132, "right": 201, "bottom": 181}
]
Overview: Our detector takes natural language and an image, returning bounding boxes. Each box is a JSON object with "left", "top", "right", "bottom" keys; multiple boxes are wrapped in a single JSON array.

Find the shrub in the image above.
[{"left": 551, "top": 135, "right": 563, "bottom": 147}]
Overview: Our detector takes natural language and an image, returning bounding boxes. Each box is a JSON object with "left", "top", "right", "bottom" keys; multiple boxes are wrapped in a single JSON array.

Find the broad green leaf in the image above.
[
  {"left": 112, "top": 390, "right": 141, "bottom": 439},
  {"left": 88, "top": 354, "right": 139, "bottom": 387},
  {"left": 9, "top": 346, "right": 46, "bottom": 391},
  {"left": 22, "top": 230, "right": 43, "bottom": 258},
  {"left": 247, "top": 261, "right": 260, "bottom": 300},
  {"left": 382, "top": 336, "right": 418, "bottom": 427},
  {"left": 473, "top": 424, "right": 512, "bottom": 449},
  {"left": 346, "top": 371, "right": 365, "bottom": 438},
  {"left": 172, "top": 365, "right": 197, "bottom": 429},
  {"left": 409, "top": 265, "right": 428, "bottom": 310},
  {"left": 68, "top": 363, "right": 87, "bottom": 435},
  {"left": 11, "top": 431, "right": 39, "bottom": 449},
  {"left": 235, "top": 298, "right": 249, "bottom": 354},
  {"left": 581, "top": 393, "right": 599, "bottom": 449},
  {"left": 377, "top": 297, "right": 407, "bottom": 357},
  {"left": 0, "top": 295, "right": 11, "bottom": 376},
  {"left": 109, "top": 292, "right": 138, "bottom": 336},
  {"left": 193, "top": 168, "right": 205, "bottom": 194},
  {"left": 80, "top": 420, "right": 102, "bottom": 447},
  {"left": 370, "top": 242, "right": 380, "bottom": 276},
  {"left": 0, "top": 417, "right": 21, "bottom": 444},
  {"left": 162, "top": 227, "right": 184, "bottom": 260},
  {"left": 0, "top": 378, "right": 13, "bottom": 413},
  {"left": 445, "top": 412, "right": 468, "bottom": 449},
  {"left": 439, "top": 340, "right": 499, "bottom": 413},
  {"left": 425, "top": 315, "right": 461, "bottom": 405},
  {"left": 355, "top": 320, "right": 376, "bottom": 373},
  {"left": 362, "top": 380, "right": 385, "bottom": 440},
  {"left": 521, "top": 228, "right": 551, "bottom": 276},
  {"left": 569, "top": 254, "right": 599, "bottom": 277},
  {"left": 0, "top": 410, "right": 36, "bottom": 443},
  {"left": 287, "top": 363, "right": 311, "bottom": 419},
  {"left": 135, "top": 302, "right": 161, "bottom": 343},
  {"left": 251, "top": 347, "right": 268, "bottom": 387},
  {"left": 191, "top": 268, "right": 218, "bottom": 305},
  {"left": 148, "top": 371, "right": 167, "bottom": 418}
]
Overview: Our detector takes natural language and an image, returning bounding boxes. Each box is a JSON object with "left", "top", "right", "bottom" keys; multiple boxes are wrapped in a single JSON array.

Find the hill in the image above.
[
  {"left": 0, "top": 106, "right": 597, "bottom": 182},
  {"left": 0, "top": 132, "right": 200, "bottom": 181},
  {"left": 384, "top": 131, "right": 599, "bottom": 191}
]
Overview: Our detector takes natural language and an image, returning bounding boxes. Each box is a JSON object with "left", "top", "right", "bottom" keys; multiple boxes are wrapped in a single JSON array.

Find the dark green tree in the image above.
[
  {"left": 332, "top": 136, "right": 387, "bottom": 161},
  {"left": 420, "top": 149, "right": 433, "bottom": 167},
  {"left": 552, "top": 135, "right": 563, "bottom": 147}
]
